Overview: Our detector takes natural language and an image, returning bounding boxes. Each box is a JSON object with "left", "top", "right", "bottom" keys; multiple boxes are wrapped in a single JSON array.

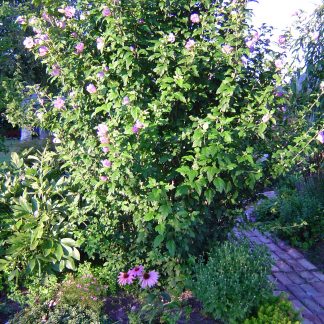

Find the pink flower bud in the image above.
[
  {"left": 102, "top": 7, "right": 112, "bottom": 17},
  {"left": 51, "top": 64, "right": 61, "bottom": 76},
  {"left": 96, "top": 37, "right": 105, "bottom": 51},
  {"left": 56, "top": 20, "right": 66, "bottom": 29},
  {"left": 86, "top": 83, "right": 97, "bottom": 94},
  {"left": 168, "top": 33, "right": 175, "bottom": 43},
  {"left": 262, "top": 113, "right": 271, "bottom": 123},
  {"left": 122, "top": 96, "right": 130, "bottom": 105}
]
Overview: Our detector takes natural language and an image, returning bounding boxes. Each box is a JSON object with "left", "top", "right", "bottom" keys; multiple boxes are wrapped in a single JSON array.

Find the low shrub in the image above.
[
  {"left": 57, "top": 274, "right": 106, "bottom": 313},
  {"left": 255, "top": 175, "right": 324, "bottom": 249},
  {"left": 192, "top": 239, "right": 273, "bottom": 323},
  {"left": 8, "top": 273, "right": 108, "bottom": 323},
  {"left": 77, "top": 261, "right": 126, "bottom": 296},
  {"left": 7, "top": 274, "right": 58, "bottom": 306},
  {"left": 244, "top": 295, "right": 301, "bottom": 324},
  {"left": 9, "top": 303, "right": 108, "bottom": 324}
]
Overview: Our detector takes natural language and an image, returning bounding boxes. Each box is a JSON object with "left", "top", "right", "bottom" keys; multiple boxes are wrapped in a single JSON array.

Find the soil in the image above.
[
  {"left": 103, "top": 295, "right": 220, "bottom": 323},
  {"left": 0, "top": 294, "right": 21, "bottom": 324}
]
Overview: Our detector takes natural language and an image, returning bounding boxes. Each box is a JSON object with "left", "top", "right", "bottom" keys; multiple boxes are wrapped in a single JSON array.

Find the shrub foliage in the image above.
[{"left": 0, "top": 0, "right": 322, "bottom": 284}]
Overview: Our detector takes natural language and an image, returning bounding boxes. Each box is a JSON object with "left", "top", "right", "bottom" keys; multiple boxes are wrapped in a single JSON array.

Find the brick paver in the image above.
[{"left": 237, "top": 197, "right": 324, "bottom": 323}]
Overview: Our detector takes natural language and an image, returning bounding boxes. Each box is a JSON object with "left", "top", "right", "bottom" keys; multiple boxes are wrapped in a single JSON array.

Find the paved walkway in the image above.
[{"left": 237, "top": 195, "right": 324, "bottom": 324}]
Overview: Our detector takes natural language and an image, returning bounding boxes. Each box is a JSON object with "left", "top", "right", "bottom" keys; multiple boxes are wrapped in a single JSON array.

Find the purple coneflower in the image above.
[
  {"left": 118, "top": 272, "right": 134, "bottom": 286},
  {"left": 139, "top": 271, "right": 159, "bottom": 288}
]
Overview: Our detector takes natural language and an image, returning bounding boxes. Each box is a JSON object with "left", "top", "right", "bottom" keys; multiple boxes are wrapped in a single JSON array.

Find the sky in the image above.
[{"left": 248, "top": 0, "right": 322, "bottom": 33}]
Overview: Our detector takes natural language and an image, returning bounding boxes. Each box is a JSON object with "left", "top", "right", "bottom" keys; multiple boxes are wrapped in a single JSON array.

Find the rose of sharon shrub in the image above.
[{"left": 6, "top": 0, "right": 317, "bottom": 285}]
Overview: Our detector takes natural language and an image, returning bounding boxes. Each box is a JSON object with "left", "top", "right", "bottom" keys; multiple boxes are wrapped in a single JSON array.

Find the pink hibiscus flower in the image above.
[
  {"left": 64, "top": 6, "right": 76, "bottom": 18},
  {"left": 190, "top": 13, "right": 200, "bottom": 23},
  {"left": 75, "top": 42, "right": 85, "bottom": 54},
  {"left": 97, "top": 123, "right": 108, "bottom": 136},
  {"left": 99, "top": 136, "right": 109, "bottom": 144},
  {"left": 262, "top": 113, "right": 271, "bottom": 123},
  {"left": 185, "top": 39, "right": 195, "bottom": 50},
  {"left": 38, "top": 46, "right": 49, "bottom": 56},
  {"left": 53, "top": 97, "right": 65, "bottom": 109},
  {"left": 56, "top": 20, "right": 66, "bottom": 29},
  {"left": 278, "top": 35, "right": 286, "bottom": 46},
  {"left": 42, "top": 12, "right": 51, "bottom": 22},
  {"left": 97, "top": 71, "right": 105, "bottom": 79},
  {"left": 16, "top": 16, "right": 26, "bottom": 25},
  {"left": 101, "top": 159, "right": 112, "bottom": 168},
  {"left": 222, "top": 44, "right": 233, "bottom": 54},
  {"left": 23, "top": 37, "right": 34, "bottom": 49}
]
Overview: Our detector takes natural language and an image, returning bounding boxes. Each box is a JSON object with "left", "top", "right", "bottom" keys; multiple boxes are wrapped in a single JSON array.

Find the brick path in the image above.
[{"left": 237, "top": 195, "right": 324, "bottom": 324}]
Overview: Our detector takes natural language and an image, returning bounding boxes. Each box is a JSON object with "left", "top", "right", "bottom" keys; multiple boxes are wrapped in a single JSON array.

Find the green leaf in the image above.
[
  {"left": 60, "top": 238, "right": 77, "bottom": 247},
  {"left": 0, "top": 259, "right": 8, "bottom": 271},
  {"left": 71, "top": 247, "right": 80, "bottom": 261},
  {"left": 206, "top": 166, "right": 218, "bottom": 182},
  {"left": 8, "top": 269, "right": 19, "bottom": 281},
  {"left": 155, "top": 223, "right": 165, "bottom": 235},
  {"left": 159, "top": 204, "right": 172, "bottom": 218},
  {"left": 174, "top": 92, "right": 186, "bottom": 103},
  {"left": 65, "top": 258, "right": 76, "bottom": 271},
  {"left": 58, "top": 260, "right": 65, "bottom": 272},
  {"left": 153, "top": 235, "right": 164, "bottom": 247},
  {"left": 258, "top": 123, "right": 267, "bottom": 138},
  {"left": 213, "top": 177, "right": 225, "bottom": 193},
  {"left": 11, "top": 152, "right": 23, "bottom": 168},
  {"left": 55, "top": 244, "right": 64, "bottom": 261},
  {"left": 192, "top": 129, "right": 204, "bottom": 148},
  {"left": 27, "top": 259, "right": 36, "bottom": 272},
  {"left": 166, "top": 240, "right": 176, "bottom": 256},
  {"left": 144, "top": 211, "right": 155, "bottom": 221},
  {"left": 205, "top": 189, "right": 215, "bottom": 204}
]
